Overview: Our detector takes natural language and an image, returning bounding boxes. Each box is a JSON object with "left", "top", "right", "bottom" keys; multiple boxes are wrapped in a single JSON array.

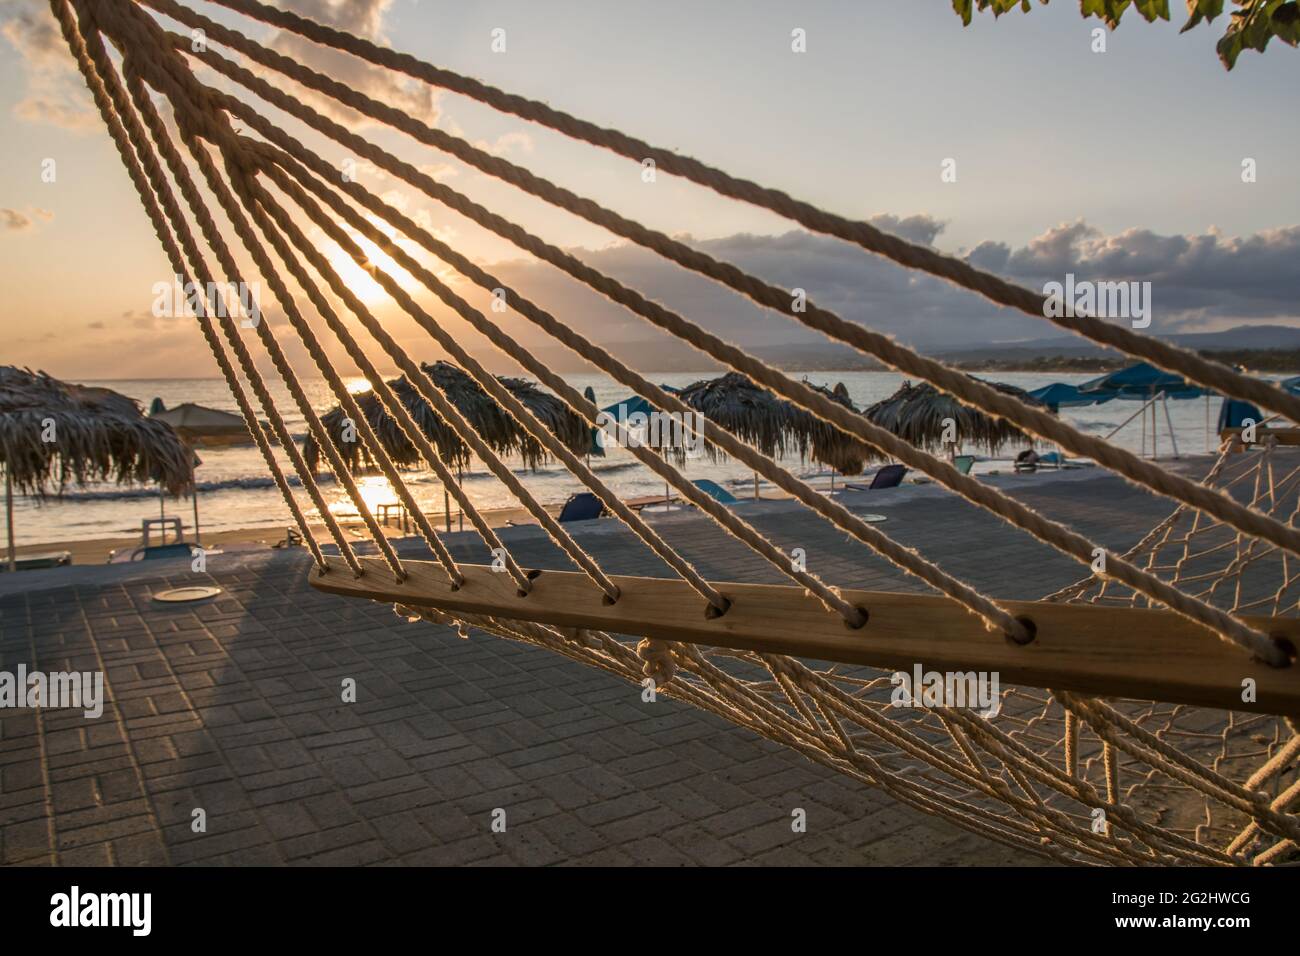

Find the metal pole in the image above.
[
  {"left": 753, "top": 471, "right": 759, "bottom": 500},
  {"left": 457, "top": 465, "right": 464, "bottom": 532},
  {"left": 192, "top": 486, "right": 201, "bottom": 545},
  {"left": 5, "top": 470, "right": 15, "bottom": 573},
  {"left": 1150, "top": 395, "right": 1158, "bottom": 460},
  {"left": 444, "top": 485, "right": 451, "bottom": 534},
  {"left": 1104, "top": 391, "right": 1163, "bottom": 442},
  {"left": 1162, "top": 393, "right": 1180, "bottom": 460}
]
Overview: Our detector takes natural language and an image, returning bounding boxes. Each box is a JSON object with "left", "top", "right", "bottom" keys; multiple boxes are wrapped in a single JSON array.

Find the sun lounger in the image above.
[
  {"left": 1, "top": 551, "right": 72, "bottom": 572},
  {"left": 844, "top": 464, "right": 908, "bottom": 491},
  {"left": 273, "top": 527, "right": 303, "bottom": 549},
  {"left": 558, "top": 492, "right": 605, "bottom": 522},
  {"left": 108, "top": 542, "right": 199, "bottom": 564},
  {"left": 1014, "top": 450, "right": 1040, "bottom": 473},
  {"left": 691, "top": 478, "right": 739, "bottom": 505}
]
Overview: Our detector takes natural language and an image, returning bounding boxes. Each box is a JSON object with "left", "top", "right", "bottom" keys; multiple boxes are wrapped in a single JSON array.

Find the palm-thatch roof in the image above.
[
  {"left": 0, "top": 366, "right": 194, "bottom": 496},
  {"left": 862, "top": 379, "right": 1046, "bottom": 455},
  {"left": 304, "top": 361, "right": 588, "bottom": 473},
  {"left": 675, "top": 372, "right": 872, "bottom": 475},
  {"left": 801, "top": 380, "right": 875, "bottom": 475}
]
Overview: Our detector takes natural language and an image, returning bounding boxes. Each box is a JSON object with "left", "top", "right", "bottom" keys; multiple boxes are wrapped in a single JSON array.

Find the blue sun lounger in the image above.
[
  {"left": 558, "top": 492, "right": 605, "bottom": 522},
  {"left": 691, "top": 479, "right": 739, "bottom": 505},
  {"left": 844, "top": 464, "right": 908, "bottom": 491}
]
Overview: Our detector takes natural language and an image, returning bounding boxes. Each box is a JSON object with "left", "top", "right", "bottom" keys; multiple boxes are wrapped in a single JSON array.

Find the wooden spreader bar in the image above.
[
  {"left": 1221, "top": 426, "right": 1300, "bottom": 450},
  {"left": 312, "top": 558, "right": 1300, "bottom": 716}
]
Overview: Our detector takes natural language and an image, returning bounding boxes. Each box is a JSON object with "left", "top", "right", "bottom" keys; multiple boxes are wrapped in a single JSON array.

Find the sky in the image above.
[{"left": 1, "top": 0, "right": 1298, "bottom": 379}]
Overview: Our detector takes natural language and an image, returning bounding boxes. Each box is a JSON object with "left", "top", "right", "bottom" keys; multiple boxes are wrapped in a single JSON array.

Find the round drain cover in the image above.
[{"left": 152, "top": 586, "right": 222, "bottom": 603}]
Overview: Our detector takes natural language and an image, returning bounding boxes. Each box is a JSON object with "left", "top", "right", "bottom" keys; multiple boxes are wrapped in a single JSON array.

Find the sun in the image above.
[{"left": 323, "top": 220, "right": 410, "bottom": 306}]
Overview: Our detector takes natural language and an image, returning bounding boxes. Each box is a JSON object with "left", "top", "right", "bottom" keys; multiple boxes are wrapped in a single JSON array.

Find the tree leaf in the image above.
[{"left": 955, "top": 0, "right": 1292, "bottom": 68}]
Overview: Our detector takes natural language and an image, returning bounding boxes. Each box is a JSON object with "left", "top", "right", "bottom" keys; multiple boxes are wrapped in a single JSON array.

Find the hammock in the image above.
[{"left": 54, "top": 0, "right": 1300, "bottom": 865}]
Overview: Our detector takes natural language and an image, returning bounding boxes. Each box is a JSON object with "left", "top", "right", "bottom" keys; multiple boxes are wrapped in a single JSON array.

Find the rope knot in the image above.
[{"left": 636, "top": 638, "right": 676, "bottom": 688}]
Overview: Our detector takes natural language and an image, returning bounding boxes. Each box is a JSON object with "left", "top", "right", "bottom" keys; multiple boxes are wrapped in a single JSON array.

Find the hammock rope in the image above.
[
  {"left": 162, "top": 25, "right": 1289, "bottom": 661},
  {"left": 152, "top": 1, "right": 1300, "bottom": 575},
  {"left": 56, "top": 0, "right": 1300, "bottom": 865},
  {"left": 174, "top": 0, "right": 1300, "bottom": 431}
]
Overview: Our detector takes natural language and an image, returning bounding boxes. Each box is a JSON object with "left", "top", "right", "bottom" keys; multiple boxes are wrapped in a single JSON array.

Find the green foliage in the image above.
[{"left": 953, "top": 0, "right": 1299, "bottom": 68}]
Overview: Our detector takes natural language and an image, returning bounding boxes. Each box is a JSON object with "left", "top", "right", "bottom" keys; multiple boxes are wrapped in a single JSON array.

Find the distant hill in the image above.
[
  {"left": 523, "top": 324, "right": 1300, "bottom": 374},
  {"left": 952, "top": 350, "right": 1300, "bottom": 374},
  {"left": 940, "top": 325, "right": 1300, "bottom": 361}
]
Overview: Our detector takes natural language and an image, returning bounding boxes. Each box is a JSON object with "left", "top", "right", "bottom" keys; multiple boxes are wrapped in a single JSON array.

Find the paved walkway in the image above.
[{"left": 0, "top": 463, "right": 1225, "bottom": 866}]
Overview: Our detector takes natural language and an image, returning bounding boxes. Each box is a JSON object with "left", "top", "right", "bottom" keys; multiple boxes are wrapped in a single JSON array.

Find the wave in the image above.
[{"left": 41, "top": 474, "right": 338, "bottom": 502}]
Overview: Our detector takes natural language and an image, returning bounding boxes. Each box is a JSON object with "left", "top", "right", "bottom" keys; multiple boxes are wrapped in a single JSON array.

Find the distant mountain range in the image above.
[
  {"left": 524, "top": 324, "right": 1300, "bottom": 373},
  {"left": 939, "top": 325, "right": 1300, "bottom": 362}
]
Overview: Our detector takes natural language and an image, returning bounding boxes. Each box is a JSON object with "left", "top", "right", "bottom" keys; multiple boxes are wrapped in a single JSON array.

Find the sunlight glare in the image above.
[{"left": 324, "top": 219, "right": 412, "bottom": 306}]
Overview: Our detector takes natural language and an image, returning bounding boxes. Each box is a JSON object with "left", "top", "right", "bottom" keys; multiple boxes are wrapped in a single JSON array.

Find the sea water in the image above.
[{"left": 7, "top": 370, "right": 1262, "bottom": 547}]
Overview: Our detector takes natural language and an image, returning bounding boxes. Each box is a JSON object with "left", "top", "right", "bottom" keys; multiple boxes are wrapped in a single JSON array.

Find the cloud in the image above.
[
  {"left": 474, "top": 131, "right": 534, "bottom": 157},
  {"left": 258, "top": 0, "right": 438, "bottom": 130},
  {"left": 480, "top": 216, "right": 1300, "bottom": 355},
  {"left": 1, "top": 207, "right": 54, "bottom": 232},
  {"left": 1, "top": 209, "right": 33, "bottom": 231},
  {"left": 0, "top": 0, "right": 97, "bottom": 131},
  {"left": 1, "top": 0, "right": 436, "bottom": 133},
  {"left": 972, "top": 219, "right": 1300, "bottom": 325}
]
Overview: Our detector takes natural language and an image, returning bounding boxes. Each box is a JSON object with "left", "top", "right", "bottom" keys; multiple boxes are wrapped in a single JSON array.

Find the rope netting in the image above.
[{"left": 54, "top": 0, "right": 1300, "bottom": 865}]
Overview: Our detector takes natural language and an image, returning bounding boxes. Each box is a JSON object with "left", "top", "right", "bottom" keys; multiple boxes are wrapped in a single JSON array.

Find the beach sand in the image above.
[
  {"left": 8, "top": 504, "right": 549, "bottom": 566},
  {"left": 7, "top": 482, "right": 848, "bottom": 567}
]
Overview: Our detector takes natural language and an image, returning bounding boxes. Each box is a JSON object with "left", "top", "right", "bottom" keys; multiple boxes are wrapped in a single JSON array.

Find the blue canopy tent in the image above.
[
  {"left": 595, "top": 389, "right": 677, "bottom": 455},
  {"left": 1079, "top": 362, "right": 1206, "bottom": 400},
  {"left": 1025, "top": 382, "right": 1112, "bottom": 413},
  {"left": 1079, "top": 363, "right": 1210, "bottom": 459},
  {"left": 597, "top": 386, "right": 682, "bottom": 510},
  {"left": 1219, "top": 398, "right": 1262, "bottom": 432}
]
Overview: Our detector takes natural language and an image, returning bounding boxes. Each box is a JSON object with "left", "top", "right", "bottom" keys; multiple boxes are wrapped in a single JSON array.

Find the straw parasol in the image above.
[
  {"left": 304, "top": 360, "right": 589, "bottom": 473},
  {"left": 673, "top": 372, "right": 874, "bottom": 498},
  {"left": 862, "top": 379, "right": 1046, "bottom": 456},
  {"left": 0, "top": 366, "right": 194, "bottom": 570},
  {"left": 677, "top": 372, "right": 800, "bottom": 462},
  {"left": 802, "top": 379, "right": 873, "bottom": 476}
]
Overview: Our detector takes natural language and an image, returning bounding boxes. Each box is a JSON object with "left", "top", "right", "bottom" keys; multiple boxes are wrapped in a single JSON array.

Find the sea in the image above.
[{"left": 9, "top": 370, "right": 1262, "bottom": 547}]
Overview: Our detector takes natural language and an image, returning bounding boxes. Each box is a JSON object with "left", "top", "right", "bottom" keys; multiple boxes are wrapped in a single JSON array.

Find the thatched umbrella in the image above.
[
  {"left": 304, "top": 360, "right": 588, "bottom": 475},
  {"left": 862, "top": 379, "right": 1046, "bottom": 457},
  {"left": 802, "top": 379, "right": 874, "bottom": 479},
  {"left": 676, "top": 372, "right": 872, "bottom": 499},
  {"left": 0, "top": 366, "right": 194, "bottom": 570}
]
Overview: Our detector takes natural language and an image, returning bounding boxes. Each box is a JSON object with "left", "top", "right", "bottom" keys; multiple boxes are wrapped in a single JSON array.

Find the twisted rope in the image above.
[
  {"left": 190, "top": 0, "right": 1300, "bottom": 430},
  {"left": 59, "top": 0, "right": 1300, "bottom": 867},
  {"left": 181, "top": 38, "right": 1288, "bottom": 662},
  {"left": 54, "top": 0, "right": 338, "bottom": 573}
]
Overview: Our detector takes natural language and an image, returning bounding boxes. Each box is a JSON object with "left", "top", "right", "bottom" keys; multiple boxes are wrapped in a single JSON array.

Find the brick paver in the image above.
[{"left": 0, "top": 461, "right": 1240, "bottom": 866}]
